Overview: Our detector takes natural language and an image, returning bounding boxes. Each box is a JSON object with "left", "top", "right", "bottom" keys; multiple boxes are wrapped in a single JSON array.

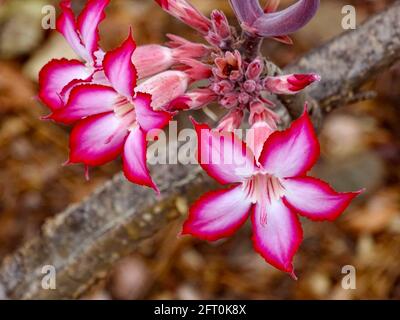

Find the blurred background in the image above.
[{"left": 0, "top": 0, "right": 399, "bottom": 299}]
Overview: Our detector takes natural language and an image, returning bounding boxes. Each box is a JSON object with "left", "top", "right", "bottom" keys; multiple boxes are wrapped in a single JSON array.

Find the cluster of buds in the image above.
[{"left": 38, "top": 0, "right": 362, "bottom": 277}]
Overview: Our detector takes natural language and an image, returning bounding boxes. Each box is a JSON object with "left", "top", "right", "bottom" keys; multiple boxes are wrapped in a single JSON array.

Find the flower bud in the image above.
[
  {"left": 167, "top": 34, "right": 211, "bottom": 59},
  {"left": 136, "top": 70, "right": 189, "bottom": 110},
  {"left": 263, "top": 73, "right": 321, "bottom": 95},
  {"left": 246, "top": 58, "right": 264, "bottom": 80},
  {"left": 220, "top": 92, "right": 239, "bottom": 109},
  {"left": 132, "top": 45, "right": 174, "bottom": 79},
  {"left": 155, "top": 0, "right": 211, "bottom": 34},
  {"left": 243, "top": 80, "right": 257, "bottom": 93},
  {"left": 212, "top": 80, "right": 234, "bottom": 95},
  {"left": 179, "top": 58, "right": 212, "bottom": 82},
  {"left": 210, "top": 10, "right": 231, "bottom": 40}
]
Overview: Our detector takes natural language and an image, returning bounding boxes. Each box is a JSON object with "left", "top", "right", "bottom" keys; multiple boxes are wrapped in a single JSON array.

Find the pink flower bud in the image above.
[
  {"left": 155, "top": 0, "right": 212, "bottom": 34},
  {"left": 185, "top": 88, "right": 217, "bottom": 110},
  {"left": 217, "top": 109, "right": 243, "bottom": 132},
  {"left": 132, "top": 45, "right": 174, "bottom": 79},
  {"left": 136, "top": 70, "right": 189, "bottom": 110},
  {"left": 212, "top": 80, "right": 234, "bottom": 95},
  {"left": 205, "top": 33, "right": 223, "bottom": 48},
  {"left": 246, "top": 58, "right": 264, "bottom": 80},
  {"left": 263, "top": 73, "right": 321, "bottom": 95},
  {"left": 210, "top": 10, "right": 231, "bottom": 40},
  {"left": 179, "top": 58, "right": 212, "bottom": 82},
  {"left": 220, "top": 92, "right": 239, "bottom": 108},
  {"left": 243, "top": 80, "right": 257, "bottom": 93},
  {"left": 238, "top": 92, "right": 250, "bottom": 105},
  {"left": 167, "top": 34, "right": 211, "bottom": 60}
]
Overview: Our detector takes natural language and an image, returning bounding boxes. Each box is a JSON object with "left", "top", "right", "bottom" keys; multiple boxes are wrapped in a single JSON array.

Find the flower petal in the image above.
[
  {"left": 258, "top": 109, "right": 319, "bottom": 178},
  {"left": 246, "top": 122, "right": 275, "bottom": 162},
  {"left": 69, "top": 112, "right": 128, "bottom": 166},
  {"left": 134, "top": 93, "right": 172, "bottom": 132},
  {"left": 182, "top": 185, "right": 252, "bottom": 241},
  {"left": 57, "top": 0, "right": 91, "bottom": 62},
  {"left": 132, "top": 45, "right": 174, "bottom": 79},
  {"left": 38, "top": 58, "right": 91, "bottom": 111},
  {"left": 77, "top": 0, "right": 110, "bottom": 62},
  {"left": 103, "top": 32, "right": 137, "bottom": 98},
  {"left": 123, "top": 126, "right": 158, "bottom": 192},
  {"left": 192, "top": 119, "right": 257, "bottom": 185},
  {"left": 52, "top": 84, "right": 118, "bottom": 124},
  {"left": 251, "top": 199, "right": 302, "bottom": 276},
  {"left": 282, "top": 176, "right": 361, "bottom": 221}
]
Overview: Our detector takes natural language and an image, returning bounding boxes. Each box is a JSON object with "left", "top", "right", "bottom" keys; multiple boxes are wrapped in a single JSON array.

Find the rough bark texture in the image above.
[{"left": 1, "top": 2, "right": 400, "bottom": 300}]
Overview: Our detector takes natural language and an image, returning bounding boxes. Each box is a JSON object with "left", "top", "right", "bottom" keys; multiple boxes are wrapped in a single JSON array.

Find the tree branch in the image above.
[{"left": 1, "top": 1, "right": 399, "bottom": 300}]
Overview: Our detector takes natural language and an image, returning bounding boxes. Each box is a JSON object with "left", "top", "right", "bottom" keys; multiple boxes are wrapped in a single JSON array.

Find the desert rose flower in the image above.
[
  {"left": 183, "top": 109, "right": 362, "bottom": 277},
  {"left": 59, "top": 33, "right": 173, "bottom": 192},
  {"left": 39, "top": 0, "right": 110, "bottom": 113}
]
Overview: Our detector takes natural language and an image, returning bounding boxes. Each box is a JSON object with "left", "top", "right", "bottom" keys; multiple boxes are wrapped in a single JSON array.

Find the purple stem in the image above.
[
  {"left": 252, "top": 0, "right": 320, "bottom": 37},
  {"left": 229, "top": 0, "right": 320, "bottom": 38}
]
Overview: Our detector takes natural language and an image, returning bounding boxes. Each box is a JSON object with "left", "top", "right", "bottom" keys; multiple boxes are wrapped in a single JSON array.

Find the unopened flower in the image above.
[
  {"left": 133, "top": 39, "right": 211, "bottom": 79},
  {"left": 263, "top": 73, "right": 321, "bottom": 95},
  {"left": 167, "top": 34, "right": 211, "bottom": 59},
  {"left": 59, "top": 33, "right": 172, "bottom": 192},
  {"left": 178, "top": 58, "right": 213, "bottom": 82},
  {"left": 183, "top": 88, "right": 217, "bottom": 110},
  {"left": 183, "top": 109, "right": 362, "bottom": 276},
  {"left": 132, "top": 45, "right": 175, "bottom": 79},
  {"left": 205, "top": 10, "right": 234, "bottom": 49},
  {"left": 155, "top": 0, "right": 211, "bottom": 34},
  {"left": 136, "top": 70, "right": 190, "bottom": 110}
]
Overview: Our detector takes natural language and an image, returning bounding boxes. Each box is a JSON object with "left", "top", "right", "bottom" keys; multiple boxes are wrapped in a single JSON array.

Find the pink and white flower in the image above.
[
  {"left": 183, "top": 109, "right": 362, "bottom": 277},
  {"left": 39, "top": 0, "right": 110, "bottom": 113},
  {"left": 58, "top": 33, "right": 173, "bottom": 192}
]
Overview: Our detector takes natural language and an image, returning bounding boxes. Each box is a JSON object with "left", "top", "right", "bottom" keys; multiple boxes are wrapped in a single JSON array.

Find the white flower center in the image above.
[
  {"left": 113, "top": 97, "right": 137, "bottom": 130},
  {"left": 242, "top": 173, "right": 286, "bottom": 204}
]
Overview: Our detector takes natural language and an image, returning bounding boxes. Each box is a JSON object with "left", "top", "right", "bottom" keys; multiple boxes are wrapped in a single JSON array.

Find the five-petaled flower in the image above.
[
  {"left": 183, "top": 109, "right": 362, "bottom": 277},
  {"left": 39, "top": 0, "right": 110, "bottom": 117},
  {"left": 58, "top": 33, "right": 173, "bottom": 192}
]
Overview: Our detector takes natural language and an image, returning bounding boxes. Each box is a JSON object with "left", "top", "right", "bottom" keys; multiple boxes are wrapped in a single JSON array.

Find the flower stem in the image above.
[{"left": 240, "top": 31, "right": 263, "bottom": 61}]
